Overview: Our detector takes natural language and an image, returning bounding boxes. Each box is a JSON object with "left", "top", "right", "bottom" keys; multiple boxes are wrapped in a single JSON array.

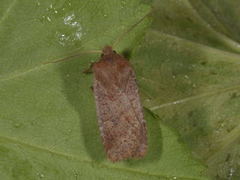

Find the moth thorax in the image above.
[{"left": 102, "top": 46, "right": 113, "bottom": 56}]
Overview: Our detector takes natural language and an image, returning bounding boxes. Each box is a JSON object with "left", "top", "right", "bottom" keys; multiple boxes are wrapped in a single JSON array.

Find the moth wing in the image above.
[
  {"left": 93, "top": 65, "right": 147, "bottom": 162},
  {"left": 123, "top": 68, "right": 147, "bottom": 155}
]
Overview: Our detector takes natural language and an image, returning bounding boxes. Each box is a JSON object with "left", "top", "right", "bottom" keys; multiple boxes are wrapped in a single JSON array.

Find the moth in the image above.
[{"left": 91, "top": 46, "right": 147, "bottom": 162}]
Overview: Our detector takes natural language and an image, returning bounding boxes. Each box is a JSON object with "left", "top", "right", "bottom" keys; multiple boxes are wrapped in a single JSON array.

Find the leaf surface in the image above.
[
  {"left": 0, "top": 0, "right": 208, "bottom": 180},
  {"left": 135, "top": 0, "right": 240, "bottom": 179}
]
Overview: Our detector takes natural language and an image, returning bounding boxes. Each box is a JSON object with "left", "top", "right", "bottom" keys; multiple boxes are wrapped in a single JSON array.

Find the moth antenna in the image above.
[
  {"left": 43, "top": 50, "right": 101, "bottom": 64},
  {"left": 112, "top": 11, "right": 152, "bottom": 48}
]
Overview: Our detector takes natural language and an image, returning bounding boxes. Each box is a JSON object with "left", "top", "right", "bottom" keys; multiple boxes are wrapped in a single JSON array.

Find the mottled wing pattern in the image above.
[
  {"left": 92, "top": 50, "right": 147, "bottom": 162},
  {"left": 123, "top": 68, "right": 147, "bottom": 156}
]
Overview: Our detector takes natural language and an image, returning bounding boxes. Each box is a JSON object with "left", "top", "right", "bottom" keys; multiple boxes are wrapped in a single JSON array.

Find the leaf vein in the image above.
[
  {"left": 0, "top": 135, "right": 204, "bottom": 180},
  {"left": 150, "top": 84, "right": 240, "bottom": 110}
]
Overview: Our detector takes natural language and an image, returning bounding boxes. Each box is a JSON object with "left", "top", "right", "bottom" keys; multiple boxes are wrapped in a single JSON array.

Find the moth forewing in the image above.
[{"left": 92, "top": 46, "right": 147, "bottom": 162}]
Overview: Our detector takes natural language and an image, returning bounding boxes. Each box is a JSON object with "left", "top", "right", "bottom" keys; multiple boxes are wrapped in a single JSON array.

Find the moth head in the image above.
[{"left": 102, "top": 46, "right": 115, "bottom": 56}]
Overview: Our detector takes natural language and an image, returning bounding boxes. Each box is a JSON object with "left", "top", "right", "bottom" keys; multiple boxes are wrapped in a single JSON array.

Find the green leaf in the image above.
[
  {"left": 0, "top": 0, "right": 208, "bottom": 180},
  {"left": 134, "top": 0, "right": 240, "bottom": 179}
]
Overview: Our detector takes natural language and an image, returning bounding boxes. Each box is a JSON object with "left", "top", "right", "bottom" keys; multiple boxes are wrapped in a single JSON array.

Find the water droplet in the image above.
[
  {"left": 228, "top": 167, "right": 234, "bottom": 179},
  {"left": 14, "top": 123, "right": 21, "bottom": 128},
  {"left": 75, "top": 31, "right": 82, "bottom": 40},
  {"left": 64, "top": 14, "right": 75, "bottom": 25},
  {"left": 184, "top": 75, "right": 189, "bottom": 79},
  {"left": 71, "top": 21, "right": 78, "bottom": 26},
  {"left": 173, "top": 101, "right": 178, "bottom": 105},
  {"left": 46, "top": 16, "right": 51, "bottom": 22},
  {"left": 55, "top": 12, "right": 85, "bottom": 46},
  {"left": 40, "top": 15, "right": 46, "bottom": 21},
  {"left": 56, "top": 33, "right": 69, "bottom": 46},
  {"left": 36, "top": 173, "right": 45, "bottom": 178}
]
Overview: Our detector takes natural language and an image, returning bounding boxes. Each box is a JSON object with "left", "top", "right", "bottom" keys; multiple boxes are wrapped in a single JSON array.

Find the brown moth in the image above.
[
  {"left": 45, "top": 11, "right": 150, "bottom": 162},
  {"left": 92, "top": 46, "right": 147, "bottom": 162}
]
